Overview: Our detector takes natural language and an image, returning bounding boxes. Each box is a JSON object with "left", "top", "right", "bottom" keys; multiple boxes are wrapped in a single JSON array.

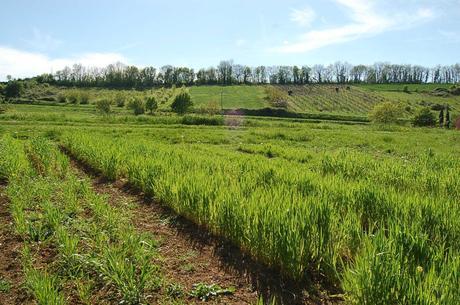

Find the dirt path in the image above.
[
  {"left": 0, "top": 185, "right": 33, "bottom": 305},
  {"left": 66, "top": 154, "right": 341, "bottom": 305}
]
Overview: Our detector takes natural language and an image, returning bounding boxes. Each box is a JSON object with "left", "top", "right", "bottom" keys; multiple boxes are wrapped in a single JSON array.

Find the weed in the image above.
[{"left": 189, "top": 283, "right": 235, "bottom": 301}]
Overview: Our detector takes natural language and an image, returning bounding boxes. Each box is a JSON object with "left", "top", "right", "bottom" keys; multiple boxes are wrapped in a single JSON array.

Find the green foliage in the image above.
[
  {"left": 145, "top": 96, "right": 158, "bottom": 114},
  {"left": 114, "top": 92, "right": 126, "bottom": 107},
  {"left": 412, "top": 107, "right": 436, "bottom": 127},
  {"left": 127, "top": 97, "right": 145, "bottom": 115},
  {"left": 66, "top": 90, "right": 80, "bottom": 104},
  {"left": 3, "top": 80, "right": 24, "bottom": 98},
  {"left": 0, "top": 277, "right": 11, "bottom": 293},
  {"left": 189, "top": 283, "right": 235, "bottom": 301},
  {"left": 79, "top": 91, "right": 90, "bottom": 104},
  {"left": 56, "top": 92, "right": 67, "bottom": 103},
  {"left": 171, "top": 90, "right": 193, "bottom": 114},
  {"left": 24, "top": 268, "right": 66, "bottom": 305},
  {"left": 166, "top": 283, "right": 184, "bottom": 298},
  {"left": 369, "top": 102, "right": 401, "bottom": 124},
  {"left": 95, "top": 99, "right": 112, "bottom": 114}
]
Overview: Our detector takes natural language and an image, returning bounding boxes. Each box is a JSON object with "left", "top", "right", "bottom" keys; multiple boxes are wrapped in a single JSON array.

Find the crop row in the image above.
[{"left": 0, "top": 135, "right": 162, "bottom": 304}]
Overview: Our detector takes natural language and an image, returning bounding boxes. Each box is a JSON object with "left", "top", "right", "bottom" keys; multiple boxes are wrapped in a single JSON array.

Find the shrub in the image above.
[
  {"left": 145, "top": 96, "right": 158, "bottom": 114},
  {"left": 369, "top": 102, "right": 401, "bottom": 124},
  {"left": 114, "top": 93, "right": 126, "bottom": 107},
  {"left": 127, "top": 98, "right": 145, "bottom": 115},
  {"left": 79, "top": 91, "right": 90, "bottom": 104},
  {"left": 3, "top": 81, "right": 23, "bottom": 98},
  {"left": 412, "top": 107, "right": 436, "bottom": 127},
  {"left": 403, "top": 85, "right": 409, "bottom": 93},
  {"left": 265, "top": 86, "right": 289, "bottom": 108},
  {"left": 456, "top": 116, "right": 460, "bottom": 130},
  {"left": 66, "top": 90, "right": 79, "bottom": 104},
  {"left": 450, "top": 86, "right": 460, "bottom": 96},
  {"left": 171, "top": 91, "right": 193, "bottom": 115},
  {"left": 95, "top": 99, "right": 112, "bottom": 114},
  {"left": 57, "top": 92, "right": 67, "bottom": 103}
]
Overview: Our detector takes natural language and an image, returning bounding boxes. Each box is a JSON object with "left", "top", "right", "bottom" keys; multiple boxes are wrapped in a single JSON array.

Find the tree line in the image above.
[{"left": 32, "top": 60, "right": 460, "bottom": 89}]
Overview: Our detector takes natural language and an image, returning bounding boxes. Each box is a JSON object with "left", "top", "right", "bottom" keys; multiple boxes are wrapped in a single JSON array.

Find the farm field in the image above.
[{"left": 1, "top": 97, "right": 459, "bottom": 304}]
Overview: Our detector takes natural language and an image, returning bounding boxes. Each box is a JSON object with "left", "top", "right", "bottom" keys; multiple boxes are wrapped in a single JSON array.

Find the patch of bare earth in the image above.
[
  {"left": 67, "top": 155, "right": 342, "bottom": 305},
  {"left": 0, "top": 185, "right": 33, "bottom": 305}
]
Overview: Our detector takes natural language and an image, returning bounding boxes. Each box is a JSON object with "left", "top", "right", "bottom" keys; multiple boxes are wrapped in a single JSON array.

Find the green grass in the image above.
[
  {"left": 0, "top": 276, "right": 11, "bottom": 293},
  {"left": 189, "top": 85, "right": 269, "bottom": 109}
]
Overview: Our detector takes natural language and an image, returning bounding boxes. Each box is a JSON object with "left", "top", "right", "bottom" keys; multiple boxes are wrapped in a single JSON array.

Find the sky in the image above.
[{"left": 1, "top": 0, "right": 460, "bottom": 80}]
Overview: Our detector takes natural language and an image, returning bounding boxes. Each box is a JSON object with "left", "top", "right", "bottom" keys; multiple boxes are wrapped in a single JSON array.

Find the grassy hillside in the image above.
[
  {"left": 189, "top": 85, "right": 269, "bottom": 109},
  {"left": 4, "top": 82, "right": 460, "bottom": 121},
  {"left": 273, "top": 84, "right": 460, "bottom": 117}
]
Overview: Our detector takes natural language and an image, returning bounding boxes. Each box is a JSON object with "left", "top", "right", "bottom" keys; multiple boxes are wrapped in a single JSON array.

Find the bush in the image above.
[
  {"left": 450, "top": 86, "right": 460, "bottom": 96},
  {"left": 265, "top": 86, "right": 289, "bottom": 108},
  {"left": 171, "top": 91, "right": 193, "bottom": 115},
  {"left": 127, "top": 98, "right": 145, "bottom": 115},
  {"left": 402, "top": 85, "right": 409, "bottom": 93},
  {"left": 95, "top": 99, "right": 112, "bottom": 114},
  {"left": 57, "top": 92, "right": 67, "bottom": 103},
  {"left": 66, "top": 90, "right": 79, "bottom": 104},
  {"left": 79, "top": 91, "right": 90, "bottom": 104},
  {"left": 114, "top": 93, "right": 126, "bottom": 107},
  {"left": 145, "top": 96, "right": 158, "bottom": 114},
  {"left": 3, "top": 81, "right": 23, "bottom": 98},
  {"left": 412, "top": 107, "right": 436, "bottom": 127},
  {"left": 369, "top": 102, "right": 401, "bottom": 124}
]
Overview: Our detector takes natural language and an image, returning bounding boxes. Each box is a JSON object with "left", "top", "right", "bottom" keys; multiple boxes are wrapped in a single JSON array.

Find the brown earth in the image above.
[{"left": 0, "top": 185, "right": 33, "bottom": 305}]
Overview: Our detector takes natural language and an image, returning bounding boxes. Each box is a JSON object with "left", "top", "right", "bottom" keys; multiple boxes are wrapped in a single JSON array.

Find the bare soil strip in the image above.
[
  {"left": 0, "top": 185, "right": 33, "bottom": 305},
  {"left": 65, "top": 152, "right": 341, "bottom": 305}
]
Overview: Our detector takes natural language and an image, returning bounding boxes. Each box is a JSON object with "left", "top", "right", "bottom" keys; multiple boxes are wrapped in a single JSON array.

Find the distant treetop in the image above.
[{"left": 26, "top": 61, "right": 460, "bottom": 89}]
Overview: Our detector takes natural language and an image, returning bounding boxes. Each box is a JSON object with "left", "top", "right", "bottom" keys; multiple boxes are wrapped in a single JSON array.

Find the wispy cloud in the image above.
[
  {"left": 0, "top": 46, "right": 128, "bottom": 80},
  {"left": 23, "top": 28, "right": 62, "bottom": 51},
  {"left": 272, "top": 0, "right": 437, "bottom": 53},
  {"left": 290, "top": 7, "right": 316, "bottom": 27}
]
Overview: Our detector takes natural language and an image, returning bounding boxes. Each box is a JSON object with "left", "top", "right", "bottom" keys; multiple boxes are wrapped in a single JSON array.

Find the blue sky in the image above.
[{"left": 1, "top": 0, "right": 459, "bottom": 80}]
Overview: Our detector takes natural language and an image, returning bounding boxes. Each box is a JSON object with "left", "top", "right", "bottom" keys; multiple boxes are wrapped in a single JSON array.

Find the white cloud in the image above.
[
  {"left": 0, "top": 46, "right": 128, "bottom": 80},
  {"left": 290, "top": 7, "right": 316, "bottom": 27},
  {"left": 272, "top": 0, "right": 436, "bottom": 53}
]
